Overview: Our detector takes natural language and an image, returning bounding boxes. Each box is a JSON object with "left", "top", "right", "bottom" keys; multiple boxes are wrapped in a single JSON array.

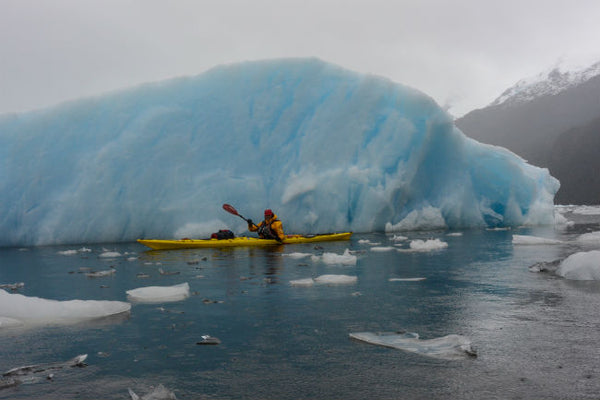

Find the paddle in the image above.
[{"left": 222, "top": 204, "right": 251, "bottom": 223}]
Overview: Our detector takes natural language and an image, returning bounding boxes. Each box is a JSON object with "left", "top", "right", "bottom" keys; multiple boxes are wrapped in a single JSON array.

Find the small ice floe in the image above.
[
  {"left": 512, "top": 235, "right": 562, "bottom": 245},
  {"left": 556, "top": 250, "right": 600, "bottom": 280},
  {"left": 389, "top": 277, "right": 426, "bottom": 282},
  {"left": 99, "top": 251, "right": 122, "bottom": 258},
  {"left": 446, "top": 232, "right": 463, "bottom": 237},
  {"left": 0, "top": 282, "right": 24, "bottom": 291},
  {"left": 0, "top": 289, "right": 130, "bottom": 327},
  {"left": 311, "top": 249, "right": 357, "bottom": 265},
  {"left": 0, "top": 316, "right": 23, "bottom": 328},
  {"left": 528, "top": 259, "right": 561, "bottom": 273},
  {"left": 4, "top": 354, "right": 87, "bottom": 377},
  {"left": 486, "top": 227, "right": 511, "bottom": 231},
  {"left": 127, "top": 257, "right": 139, "bottom": 262},
  {"left": 349, "top": 331, "right": 476, "bottom": 360},
  {"left": 291, "top": 274, "right": 358, "bottom": 286},
  {"left": 576, "top": 231, "right": 600, "bottom": 246},
  {"left": 283, "top": 252, "right": 313, "bottom": 259},
  {"left": 159, "top": 268, "right": 180, "bottom": 276},
  {"left": 290, "top": 278, "right": 316, "bottom": 287},
  {"left": 554, "top": 212, "right": 575, "bottom": 227},
  {"left": 128, "top": 384, "right": 177, "bottom": 400},
  {"left": 196, "top": 335, "right": 221, "bottom": 345},
  {"left": 85, "top": 269, "right": 116, "bottom": 278},
  {"left": 390, "top": 235, "right": 408, "bottom": 242},
  {"left": 358, "top": 239, "right": 381, "bottom": 246},
  {"left": 126, "top": 283, "right": 190, "bottom": 303},
  {"left": 314, "top": 274, "right": 357, "bottom": 285},
  {"left": 57, "top": 249, "right": 79, "bottom": 256},
  {"left": 397, "top": 239, "right": 448, "bottom": 252},
  {"left": 572, "top": 205, "right": 600, "bottom": 215},
  {"left": 370, "top": 246, "right": 396, "bottom": 252},
  {"left": 58, "top": 247, "right": 91, "bottom": 256}
]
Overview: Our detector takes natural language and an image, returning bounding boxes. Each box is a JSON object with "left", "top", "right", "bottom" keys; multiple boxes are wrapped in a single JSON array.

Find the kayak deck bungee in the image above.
[{"left": 137, "top": 232, "right": 352, "bottom": 250}]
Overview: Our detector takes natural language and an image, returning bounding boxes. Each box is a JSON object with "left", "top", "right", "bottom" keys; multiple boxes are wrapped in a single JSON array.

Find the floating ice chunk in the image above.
[
  {"left": 4, "top": 354, "right": 87, "bottom": 377},
  {"left": 312, "top": 249, "right": 357, "bottom": 265},
  {"left": 99, "top": 251, "right": 122, "bottom": 258},
  {"left": 128, "top": 384, "right": 177, "bottom": 400},
  {"left": 0, "top": 282, "right": 24, "bottom": 290},
  {"left": 398, "top": 239, "right": 448, "bottom": 252},
  {"left": 370, "top": 246, "right": 396, "bottom": 252},
  {"left": 556, "top": 251, "right": 600, "bottom": 280},
  {"left": 283, "top": 252, "right": 313, "bottom": 259},
  {"left": 0, "top": 289, "right": 130, "bottom": 327},
  {"left": 572, "top": 205, "right": 600, "bottom": 215},
  {"left": 349, "top": 331, "right": 476, "bottom": 360},
  {"left": 0, "top": 316, "right": 23, "bottom": 328},
  {"left": 58, "top": 249, "right": 79, "bottom": 255},
  {"left": 528, "top": 259, "right": 561, "bottom": 273},
  {"left": 126, "top": 283, "right": 190, "bottom": 303},
  {"left": 290, "top": 278, "right": 315, "bottom": 287},
  {"left": 358, "top": 239, "right": 381, "bottom": 246},
  {"left": 86, "top": 269, "right": 116, "bottom": 278},
  {"left": 446, "top": 232, "right": 463, "bottom": 237},
  {"left": 314, "top": 274, "right": 357, "bottom": 285},
  {"left": 512, "top": 235, "right": 563, "bottom": 245},
  {"left": 389, "top": 277, "right": 427, "bottom": 282},
  {"left": 554, "top": 212, "right": 574, "bottom": 227},
  {"left": 390, "top": 235, "right": 408, "bottom": 241},
  {"left": 576, "top": 231, "right": 600, "bottom": 246}
]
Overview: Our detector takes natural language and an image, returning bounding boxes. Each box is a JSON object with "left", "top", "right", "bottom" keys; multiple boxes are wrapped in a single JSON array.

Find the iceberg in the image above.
[
  {"left": 0, "top": 289, "right": 131, "bottom": 327},
  {"left": 0, "top": 58, "right": 559, "bottom": 247}
]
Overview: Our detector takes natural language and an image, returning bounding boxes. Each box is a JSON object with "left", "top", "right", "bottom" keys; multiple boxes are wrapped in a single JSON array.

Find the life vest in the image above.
[{"left": 258, "top": 218, "right": 280, "bottom": 240}]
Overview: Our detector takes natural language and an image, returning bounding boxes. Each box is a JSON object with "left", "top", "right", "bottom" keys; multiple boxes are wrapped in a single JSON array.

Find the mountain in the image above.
[{"left": 456, "top": 61, "right": 600, "bottom": 204}]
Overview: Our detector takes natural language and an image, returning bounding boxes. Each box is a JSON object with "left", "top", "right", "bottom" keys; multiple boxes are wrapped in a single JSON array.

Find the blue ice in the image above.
[{"left": 0, "top": 58, "right": 559, "bottom": 246}]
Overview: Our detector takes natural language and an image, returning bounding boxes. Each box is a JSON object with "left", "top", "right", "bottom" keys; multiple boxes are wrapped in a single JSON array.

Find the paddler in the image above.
[{"left": 248, "top": 209, "right": 285, "bottom": 243}]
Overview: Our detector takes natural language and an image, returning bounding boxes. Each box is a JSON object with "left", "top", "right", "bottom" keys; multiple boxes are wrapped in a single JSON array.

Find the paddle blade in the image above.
[{"left": 222, "top": 204, "right": 239, "bottom": 216}]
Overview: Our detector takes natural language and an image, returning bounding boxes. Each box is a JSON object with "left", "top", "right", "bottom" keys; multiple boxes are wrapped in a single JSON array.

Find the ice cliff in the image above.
[{"left": 0, "top": 58, "right": 559, "bottom": 246}]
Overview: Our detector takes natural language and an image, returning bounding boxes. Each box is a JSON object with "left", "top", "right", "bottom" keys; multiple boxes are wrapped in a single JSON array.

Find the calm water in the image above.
[{"left": 2, "top": 210, "right": 600, "bottom": 399}]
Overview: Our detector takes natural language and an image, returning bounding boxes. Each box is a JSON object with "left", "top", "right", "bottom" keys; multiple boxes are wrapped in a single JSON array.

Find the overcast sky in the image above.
[{"left": 2, "top": 0, "right": 600, "bottom": 117}]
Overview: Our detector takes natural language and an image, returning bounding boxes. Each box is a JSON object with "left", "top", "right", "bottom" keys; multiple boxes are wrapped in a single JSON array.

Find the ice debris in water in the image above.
[
  {"left": 0, "top": 58, "right": 558, "bottom": 247},
  {"left": 128, "top": 384, "right": 177, "bottom": 400},
  {"left": 370, "top": 246, "right": 396, "bottom": 252},
  {"left": 0, "top": 289, "right": 130, "bottom": 327},
  {"left": 576, "top": 231, "right": 600, "bottom": 246},
  {"left": 311, "top": 249, "right": 357, "bottom": 265},
  {"left": 512, "top": 234, "right": 563, "bottom": 245},
  {"left": 99, "top": 251, "right": 122, "bottom": 258},
  {"left": 389, "top": 277, "right": 427, "bottom": 282},
  {"left": 556, "top": 251, "right": 600, "bottom": 280},
  {"left": 397, "top": 238, "right": 448, "bottom": 252},
  {"left": 283, "top": 252, "right": 313, "bottom": 259},
  {"left": 86, "top": 269, "right": 116, "bottom": 278},
  {"left": 126, "top": 283, "right": 190, "bottom": 303},
  {"left": 349, "top": 331, "right": 476, "bottom": 360},
  {"left": 290, "top": 275, "right": 357, "bottom": 286}
]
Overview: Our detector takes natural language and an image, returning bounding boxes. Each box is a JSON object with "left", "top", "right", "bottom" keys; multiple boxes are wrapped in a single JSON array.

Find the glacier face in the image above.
[{"left": 0, "top": 58, "right": 559, "bottom": 247}]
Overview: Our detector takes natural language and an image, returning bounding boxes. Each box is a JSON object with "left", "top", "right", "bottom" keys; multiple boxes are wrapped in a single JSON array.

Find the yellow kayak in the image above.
[{"left": 137, "top": 232, "right": 352, "bottom": 250}]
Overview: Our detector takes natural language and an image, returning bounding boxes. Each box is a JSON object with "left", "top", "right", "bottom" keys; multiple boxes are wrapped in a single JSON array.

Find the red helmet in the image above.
[{"left": 264, "top": 209, "right": 274, "bottom": 217}]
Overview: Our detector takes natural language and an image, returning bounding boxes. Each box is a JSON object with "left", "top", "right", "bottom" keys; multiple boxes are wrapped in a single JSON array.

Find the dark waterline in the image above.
[{"left": 1, "top": 222, "right": 600, "bottom": 399}]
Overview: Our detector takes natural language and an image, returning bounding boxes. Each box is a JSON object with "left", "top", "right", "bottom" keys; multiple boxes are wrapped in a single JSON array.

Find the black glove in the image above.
[{"left": 247, "top": 219, "right": 254, "bottom": 226}]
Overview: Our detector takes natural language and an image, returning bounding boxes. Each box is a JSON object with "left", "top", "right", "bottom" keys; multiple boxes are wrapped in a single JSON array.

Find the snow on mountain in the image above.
[{"left": 491, "top": 60, "right": 600, "bottom": 107}]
